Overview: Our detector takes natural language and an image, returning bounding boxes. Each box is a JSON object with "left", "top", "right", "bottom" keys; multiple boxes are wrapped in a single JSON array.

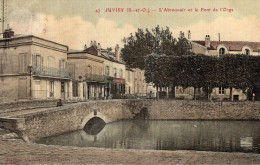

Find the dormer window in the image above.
[
  {"left": 245, "top": 49, "right": 250, "bottom": 55},
  {"left": 219, "top": 48, "right": 225, "bottom": 56},
  {"left": 242, "top": 46, "right": 252, "bottom": 56}
]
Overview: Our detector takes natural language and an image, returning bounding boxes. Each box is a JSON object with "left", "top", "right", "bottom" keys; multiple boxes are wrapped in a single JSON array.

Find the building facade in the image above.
[
  {"left": 0, "top": 28, "right": 71, "bottom": 102},
  {"left": 125, "top": 67, "right": 134, "bottom": 95},
  {"left": 101, "top": 44, "right": 126, "bottom": 99},
  {"left": 68, "top": 46, "right": 105, "bottom": 100},
  {"left": 133, "top": 68, "right": 147, "bottom": 97},
  {"left": 67, "top": 43, "right": 126, "bottom": 100}
]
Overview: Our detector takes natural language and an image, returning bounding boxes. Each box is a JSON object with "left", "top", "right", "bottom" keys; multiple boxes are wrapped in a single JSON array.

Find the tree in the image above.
[
  {"left": 121, "top": 25, "right": 192, "bottom": 69},
  {"left": 218, "top": 54, "right": 260, "bottom": 100},
  {"left": 145, "top": 54, "right": 260, "bottom": 100},
  {"left": 171, "top": 54, "right": 216, "bottom": 100},
  {"left": 145, "top": 54, "right": 171, "bottom": 88}
]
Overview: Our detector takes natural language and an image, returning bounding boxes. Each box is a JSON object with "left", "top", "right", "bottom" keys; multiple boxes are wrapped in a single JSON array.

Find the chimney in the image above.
[
  {"left": 188, "top": 30, "right": 191, "bottom": 40},
  {"left": 3, "top": 24, "right": 14, "bottom": 38},
  {"left": 179, "top": 31, "right": 185, "bottom": 39},
  {"left": 218, "top": 33, "right": 220, "bottom": 41},
  {"left": 93, "top": 41, "right": 97, "bottom": 47},
  {"left": 115, "top": 44, "right": 120, "bottom": 61},
  {"left": 97, "top": 43, "right": 101, "bottom": 50},
  {"left": 205, "top": 35, "right": 210, "bottom": 48},
  {"left": 84, "top": 44, "right": 87, "bottom": 50},
  {"left": 107, "top": 47, "right": 112, "bottom": 53},
  {"left": 97, "top": 43, "right": 101, "bottom": 56}
]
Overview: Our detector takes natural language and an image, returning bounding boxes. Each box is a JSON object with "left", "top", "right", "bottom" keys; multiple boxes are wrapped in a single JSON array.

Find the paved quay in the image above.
[{"left": 0, "top": 135, "right": 260, "bottom": 164}]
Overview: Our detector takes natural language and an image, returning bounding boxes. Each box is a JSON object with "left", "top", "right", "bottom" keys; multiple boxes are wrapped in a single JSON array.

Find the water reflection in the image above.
[
  {"left": 37, "top": 120, "right": 260, "bottom": 153},
  {"left": 83, "top": 117, "right": 106, "bottom": 135}
]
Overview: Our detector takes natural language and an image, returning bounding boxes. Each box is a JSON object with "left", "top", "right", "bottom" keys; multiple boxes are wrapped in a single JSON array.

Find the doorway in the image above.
[{"left": 61, "top": 82, "right": 65, "bottom": 100}]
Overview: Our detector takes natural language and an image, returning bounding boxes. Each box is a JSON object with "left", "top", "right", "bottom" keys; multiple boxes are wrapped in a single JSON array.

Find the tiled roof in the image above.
[
  {"left": 192, "top": 41, "right": 260, "bottom": 52},
  {"left": 85, "top": 46, "right": 98, "bottom": 56},
  {"left": 68, "top": 46, "right": 125, "bottom": 64},
  {"left": 0, "top": 34, "right": 68, "bottom": 48},
  {"left": 68, "top": 46, "right": 99, "bottom": 55}
]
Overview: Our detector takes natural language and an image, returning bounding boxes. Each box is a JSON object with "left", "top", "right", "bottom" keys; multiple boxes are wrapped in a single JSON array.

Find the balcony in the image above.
[
  {"left": 85, "top": 74, "right": 107, "bottom": 83},
  {"left": 32, "top": 66, "right": 71, "bottom": 79}
]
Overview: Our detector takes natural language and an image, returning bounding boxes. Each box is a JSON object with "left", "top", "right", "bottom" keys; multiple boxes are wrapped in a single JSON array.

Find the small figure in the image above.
[
  {"left": 57, "top": 99, "right": 63, "bottom": 107},
  {"left": 252, "top": 93, "right": 255, "bottom": 102}
]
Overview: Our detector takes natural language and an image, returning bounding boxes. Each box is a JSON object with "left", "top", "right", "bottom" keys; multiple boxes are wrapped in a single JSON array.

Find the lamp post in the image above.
[{"left": 28, "top": 65, "right": 33, "bottom": 100}]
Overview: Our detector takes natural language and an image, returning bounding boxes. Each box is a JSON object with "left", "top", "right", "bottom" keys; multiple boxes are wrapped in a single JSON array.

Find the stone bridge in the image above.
[{"left": 1, "top": 99, "right": 260, "bottom": 142}]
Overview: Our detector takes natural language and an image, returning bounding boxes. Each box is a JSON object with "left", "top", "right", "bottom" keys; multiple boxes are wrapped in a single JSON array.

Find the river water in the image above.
[{"left": 37, "top": 120, "right": 260, "bottom": 153}]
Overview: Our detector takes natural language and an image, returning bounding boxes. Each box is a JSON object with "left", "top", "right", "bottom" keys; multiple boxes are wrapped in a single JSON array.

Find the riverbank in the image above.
[{"left": 0, "top": 134, "right": 260, "bottom": 164}]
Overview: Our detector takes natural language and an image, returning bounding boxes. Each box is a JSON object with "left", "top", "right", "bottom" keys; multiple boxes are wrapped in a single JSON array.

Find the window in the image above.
[
  {"left": 105, "top": 66, "right": 110, "bottom": 76},
  {"left": 19, "top": 53, "right": 27, "bottom": 73},
  {"left": 32, "top": 54, "right": 42, "bottom": 69},
  {"left": 49, "top": 81, "right": 54, "bottom": 97},
  {"left": 114, "top": 68, "right": 117, "bottom": 77},
  {"left": 127, "top": 71, "right": 131, "bottom": 82},
  {"left": 129, "top": 87, "right": 131, "bottom": 94},
  {"left": 34, "top": 80, "right": 41, "bottom": 98},
  {"left": 245, "top": 49, "right": 250, "bottom": 55},
  {"left": 219, "top": 48, "right": 225, "bottom": 56},
  {"left": 93, "top": 66, "right": 97, "bottom": 75},
  {"left": 48, "top": 56, "right": 55, "bottom": 68},
  {"left": 61, "top": 82, "right": 65, "bottom": 92},
  {"left": 219, "top": 87, "right": 225, "bottom": 95},
  {"left": 72, "top": 80, "right": 79, "bottom": 97},
  {"left": 59, "top": 59, "right": 66, "bottom": 69},
  {"left": 119, "top": 69, "right": 123, "bottom": 78},
  {"left": 36, "top": 55, "right": 41, "bottom": 68},
  {"left": 83, "top": 83, "right": 86, "bottom": 97},
  {"left": 87, "top": 65, "right": 92, "bottom": 74},
  {"left": 99, "top": 67, "right": 103, "bottom": 75}
]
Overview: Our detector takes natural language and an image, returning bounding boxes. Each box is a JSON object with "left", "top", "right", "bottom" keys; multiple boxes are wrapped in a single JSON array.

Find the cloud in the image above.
[
  {"left": 172, "top": 15, "right": 260, "bottom": 42},
  {"left": 9, "top": 13, "right": 136, "bottom": 50},
  {"left": 8, "top": 10, "right": 260, "bottom": 51}
]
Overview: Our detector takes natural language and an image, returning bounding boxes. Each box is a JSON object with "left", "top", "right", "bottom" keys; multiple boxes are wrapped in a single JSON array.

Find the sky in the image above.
[{"left": 3, "top": 0, "right": 260, "bottom": 50}]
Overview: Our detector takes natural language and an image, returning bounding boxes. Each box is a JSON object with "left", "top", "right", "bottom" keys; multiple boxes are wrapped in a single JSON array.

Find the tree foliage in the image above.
[
  {"left": 145, "top": 54, "right": 260, "bottom": 96},
  {"left": 121, "top": 25, "right": 192, "bottom": 69},
  {"left": 144, "top": 54, "right": 172, "bottom": 87}
]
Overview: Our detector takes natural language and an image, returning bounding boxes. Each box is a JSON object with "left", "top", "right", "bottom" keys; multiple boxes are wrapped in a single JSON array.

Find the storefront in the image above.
[{"left": 111, "top": 78, "right": 125, "bottom": 99}]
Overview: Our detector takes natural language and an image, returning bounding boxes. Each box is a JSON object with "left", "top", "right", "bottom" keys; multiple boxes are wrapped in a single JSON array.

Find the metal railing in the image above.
[
  {"left": 32, "top": 66, "right": 71, "bottom": 78},
  {"left": 85, "top": 74, "right": 107, "bottom": 82}
]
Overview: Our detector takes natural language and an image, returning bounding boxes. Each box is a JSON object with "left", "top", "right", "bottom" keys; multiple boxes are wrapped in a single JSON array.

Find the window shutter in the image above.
[
  {"left": 24, "top": 54, "right": 27, "bottom": 73},
  {"left": 65, "top": 61, "right": 68, "bottom": 70},
  {"left": 59, "top": 60, "right": 61, "bottom": 69},
  {"left": 19, "top": 53, "right": 27, "bottom": 73},
  {"left": 41, "top": 56, "right": 43, "bottom": 68},
  {"left": 18, "top": 54, "right": 22, "bottom": 73},
  {"left": 32, "top": 54, "right": 36, "bottom": 67}
]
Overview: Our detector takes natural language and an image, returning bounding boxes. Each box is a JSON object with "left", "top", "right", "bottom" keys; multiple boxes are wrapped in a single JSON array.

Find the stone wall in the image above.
[
  {"left": 0, "top": 99, "right": 60, "bottom": 112},
  {"left": 19, "top": 100, "right": 125, "bottom": 141},
  {"left": 148, "top": 100, "right": 260, "bottom": 120},
  {"left": 2, "top": 99, "right": 260, "bottom": 142}
]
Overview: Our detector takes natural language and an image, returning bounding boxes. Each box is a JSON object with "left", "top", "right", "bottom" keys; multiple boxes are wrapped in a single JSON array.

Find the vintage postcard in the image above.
[{"left": 0, "top": 0, "right": 260, "bottom": 164}]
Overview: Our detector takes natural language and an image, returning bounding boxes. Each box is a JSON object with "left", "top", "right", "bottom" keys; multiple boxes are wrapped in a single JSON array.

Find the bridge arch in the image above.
[{"left": 80, "top": 111, "right": 111, "bottom": 129}]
